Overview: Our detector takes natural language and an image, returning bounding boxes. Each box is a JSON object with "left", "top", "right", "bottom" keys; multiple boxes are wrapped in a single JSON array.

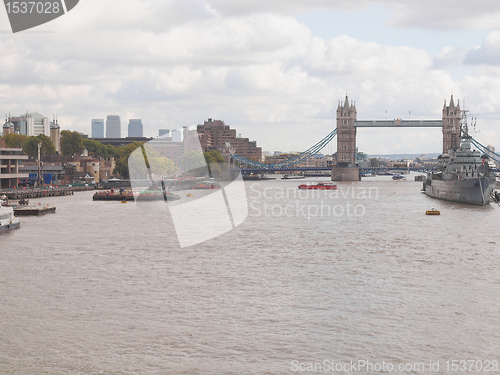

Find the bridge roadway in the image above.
[
  {"left": 238, "top": 166, "right": 433, "bottom": 173},
  {"left": 237, "top": 166, "right": 499, "bottom": 174},
  {"left": 354, "top": 120, "right": 443, "bottom": 127}
]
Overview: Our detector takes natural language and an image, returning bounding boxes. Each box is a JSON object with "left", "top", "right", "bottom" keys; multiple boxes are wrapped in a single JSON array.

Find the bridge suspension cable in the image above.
[{"left": 231, "top": 128, "right": 338, "bottom": 168}]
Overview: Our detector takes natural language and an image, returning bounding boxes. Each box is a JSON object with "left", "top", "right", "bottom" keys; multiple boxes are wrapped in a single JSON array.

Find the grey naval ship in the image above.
[{"left": 423, "top": 112, "right": 496, "bottom": 205}]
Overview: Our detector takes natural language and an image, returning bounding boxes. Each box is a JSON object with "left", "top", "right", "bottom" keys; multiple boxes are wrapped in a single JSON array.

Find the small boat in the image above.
[
  {"left": 298, "top": 182, "right": 338, "bottom": 190},
  {"left": 426, "top": 208, "right": 440, "bottom": 215},
  {"left": 392, "top": 174, "right": 405, "bottom": 180},
  {"left": 0, "top": 198, "right": 21, "bottom": 232},
  {"left": 283, "top": 174, "right": 305, "bottom": 180}
]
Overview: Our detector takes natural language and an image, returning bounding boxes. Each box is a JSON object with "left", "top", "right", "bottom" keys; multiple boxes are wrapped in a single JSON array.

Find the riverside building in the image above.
[{"left": 197, "top": 118, "right": 262, "bottom": 162}]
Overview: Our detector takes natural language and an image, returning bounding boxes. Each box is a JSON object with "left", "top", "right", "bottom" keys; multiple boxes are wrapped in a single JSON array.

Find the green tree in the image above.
[
  {"left": 129, "top": 145, "right": 177, "bottom": 179},
  {"left": 180, "top": 149, "right": 206, "bottom": 171},
  {"left": 204, "top": 150, "right": 225, "bottom": 177},
  {"left": 23, "top": 135, "right": 56, "bottom": 156},
  {"left": 60, "top": 130, "right": 84, "bottom": 156},
  {"left": 204, "top": 150, "right": 225, "bottom": 164},
  {"left": 3, "top": 133, "right": 29, "bottom": 149},
  {"left": 369, "top": 158, "right": 379, "bottom": 168},
  {"left": 148, "top": 153, "right": 177, "bottom": 178},
  {"left": 83, "top": 138, "right": 118, "bottom": 158},
  {"left": 114, "top": 142, "right": 144, "bottom": 178}
]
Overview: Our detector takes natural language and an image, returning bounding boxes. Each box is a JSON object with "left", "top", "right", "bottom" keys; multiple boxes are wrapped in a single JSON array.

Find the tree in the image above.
[
  {"left": 180, "top": 149, "right": 206, "bottom": 171},
  {"left": 114, "top": 142, "right": 144, "bottom": 178},
  {"left": 23, "top": 135, "right": 56, "bottom": 156},
  {"left": 129, "top": 145, "right": 177, "bottom": 179},
  {"left": 3, "top": 133, "right": 28, "bottom": 149},
  {"left": 148, "top": 155, "right": 177, "bottom": 178},
  {"left": 369, "top": 158, "right": 379, "bottom": 168},
  {"left": 204, "top": 150, "right": 225, "bottom": 177},
  {"left": 60, "top": 130, "right": 84, "bottom": 156},
  {"left": 83, "top": 138, "right": 118, "bottom": 159},
  {"left": 204, "top": 150, "right": 225, "bottom": 164}
]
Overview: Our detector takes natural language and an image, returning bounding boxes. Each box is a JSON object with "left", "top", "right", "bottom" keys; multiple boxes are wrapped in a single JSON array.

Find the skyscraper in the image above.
[
  {"left": 171, "top": 129, "right": 183, "bottom": 142},
  {"left": 159, "top": 129, "right": 170, "bottom": 137},
  {"left": 91, "top": 119, "right": 105, "bottom": 138},
  {"left": 106, "top": 114, "right": 121, "bottom": 138},
  {"left": 128, "top": 119, "right": 143, "bottom": 137}
]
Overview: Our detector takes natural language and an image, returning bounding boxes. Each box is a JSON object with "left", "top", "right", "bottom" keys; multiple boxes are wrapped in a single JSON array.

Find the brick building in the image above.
[{"left": 197, "top": 119, "right": 262, "bottom": 162}]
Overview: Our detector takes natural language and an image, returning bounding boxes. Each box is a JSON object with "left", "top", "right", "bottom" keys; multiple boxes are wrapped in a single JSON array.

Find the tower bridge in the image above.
[
  {"left": 333, "top": 94, "right": 461, "bottom": 181},
  {"left": 230, "top": 95, "right": 465, "bottom": 180}
]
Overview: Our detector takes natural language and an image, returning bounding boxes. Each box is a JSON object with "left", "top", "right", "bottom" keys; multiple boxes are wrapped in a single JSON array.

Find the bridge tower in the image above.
[
  {"left": 332, "top": 95, "right": 360, "bottom": 181},
  {"left": 442, "top": 95, "right": 461, "bottom": 154}
]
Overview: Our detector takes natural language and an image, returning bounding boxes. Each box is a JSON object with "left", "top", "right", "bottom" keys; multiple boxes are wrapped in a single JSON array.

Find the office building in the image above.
[
  {"left": 27, "top": 113, "right": 50, "bottom": 136},
  {"left": 0, "top": 138, "right": 29, "bottom": 188},
  {"left": 171, "top": 129, "right": 183, "bottom": 142},
  {"left": 128, "top": 119, "right": 143, "bottom": 138},
  {"left": 106, "top": 114, "right": 121, "bottom": 138},
  {"left": 159, "top": 129, "right": 170, "bottom": 137},
  {"left": 91, "top": 119, "right": 105, "bottom": 138}
]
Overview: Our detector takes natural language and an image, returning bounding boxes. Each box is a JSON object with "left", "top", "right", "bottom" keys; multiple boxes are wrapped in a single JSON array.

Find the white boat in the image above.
[{"left": 0, "top": 198, "right": 20, "bottom": 233}]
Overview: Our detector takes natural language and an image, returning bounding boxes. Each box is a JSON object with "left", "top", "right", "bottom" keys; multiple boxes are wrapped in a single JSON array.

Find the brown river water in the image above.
[{"left": 1, "top": 174, "right": 499, "bottom": 374}]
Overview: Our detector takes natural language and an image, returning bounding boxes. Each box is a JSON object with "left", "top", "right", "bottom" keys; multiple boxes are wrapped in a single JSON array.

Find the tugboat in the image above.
[{"left": 423, "top": 111, "right": 496, "bottom": 205}]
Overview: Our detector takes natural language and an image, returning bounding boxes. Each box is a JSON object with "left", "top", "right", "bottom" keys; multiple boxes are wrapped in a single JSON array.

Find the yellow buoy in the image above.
[{"left": 426, "top": 208, "right": 440, "bottom": 215}]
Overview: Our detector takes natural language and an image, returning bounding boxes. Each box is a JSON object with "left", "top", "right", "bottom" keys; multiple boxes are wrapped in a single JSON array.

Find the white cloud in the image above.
[
  {"left": 1, "top": 0, "right": 500, "bottom": 153},
  {"left": 205, "top": 0, "right": 500, "bottom": 31},
  {"left": 464, "top": 31, "right": 500, "bottom": 65},
  {"left": 433, "top": 47, "right": 467, "bottom": 68}
]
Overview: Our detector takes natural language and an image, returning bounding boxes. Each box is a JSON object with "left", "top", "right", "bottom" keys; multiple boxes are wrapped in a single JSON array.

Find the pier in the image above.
[{"left": 0, "top": 185, "right": 94, "bottom": 200}]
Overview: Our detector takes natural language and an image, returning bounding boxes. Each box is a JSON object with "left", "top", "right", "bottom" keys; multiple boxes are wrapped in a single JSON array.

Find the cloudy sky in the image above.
[{"left": 1, "top": 0, "right": 500, "bottom": 155}]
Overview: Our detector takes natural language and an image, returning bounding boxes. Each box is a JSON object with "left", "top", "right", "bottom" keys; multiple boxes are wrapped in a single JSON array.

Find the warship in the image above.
[{"left": 423, "top": 111, "right": 496, "bottom": 205}]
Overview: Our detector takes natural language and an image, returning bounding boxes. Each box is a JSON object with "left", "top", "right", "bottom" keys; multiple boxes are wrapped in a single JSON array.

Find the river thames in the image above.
[{"left": 1, "top": 175, "right": 499, "bottom": 374}]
